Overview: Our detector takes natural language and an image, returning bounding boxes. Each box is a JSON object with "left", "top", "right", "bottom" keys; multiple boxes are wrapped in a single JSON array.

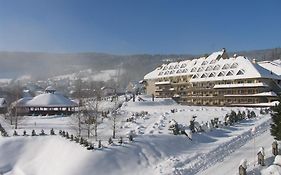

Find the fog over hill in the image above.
[{"left": 0, "top": 48, "right": 280, "bottom": 84}]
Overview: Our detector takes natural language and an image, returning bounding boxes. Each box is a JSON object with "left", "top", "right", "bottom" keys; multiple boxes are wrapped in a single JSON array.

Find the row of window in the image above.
[
  {"left": 191, "top": 69, "right": 245, "bottom": 79},
  {"left": 159, "top": 62, "right": 239, "bottom": 76}
]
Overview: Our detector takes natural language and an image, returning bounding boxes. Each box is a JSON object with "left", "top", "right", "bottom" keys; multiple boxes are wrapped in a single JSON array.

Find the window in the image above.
[
  {"left": 218, "top": 72, "right": 225, "bottom": 77},
  {"left": 192, "top": 74, "right": 199, "bottom": 79},
  {"left": 197, "top": 67, "right": 204, "bottom": 72},
  {"left": 213, "top": 65, "right": 220, "bottom": 70},
  {"left": 169, "top": 65, "right": 174, "bottom": 70},
  {"left": 206, "top": 66, "right": 213, "bottom": 71},
  {"left": 222, "top": 64, "right": 230, "bottom": 69},
  {"left": 230, "top": 63, "right": 238, "bottom": 69},
  {"left": 209, "top": 72, "right": 216, "bottom": 77},
  {"left": 193, "top": 60, "right": 197, "bottom": 65},
  {"left": 226, "top": 71, "right": 234, "bottom": 76},
  {"left": 163, "top": 66, "right": 168, "bottom": 70},
  {"left": 191, "top": 67, "right": 197, "bottom": 72},
  {"left": 174, "top": 64, "right": 180, "bottom": 69},
  {"left": 210, "top": 60, "right": 216, "bottom": 64},
  {"left": 201, "top": 61, "right": 208, "bottom": 65},
  {"left": 164, "top": 71, "right": 169, "bottom": 75},
  {"left": 170, "top": 70, "right": 175, "bottom": 74},
  {"left": 182, "top": 69, "right": 188, "bottom": 73},
  {"left": 201, "top": 73, "right": 207, "bottom": 78},
  {"left": 236, "top": 69, "right": 245, "bottom": 75},
  {"left": 176, "top": 70, "right": 182, "bottom": 74},
  {"left": 180, "top": 63, "right": 187, "bottom": 68},
  {"left": 158, "top": 72, "right": 164, "bottom": 76}
]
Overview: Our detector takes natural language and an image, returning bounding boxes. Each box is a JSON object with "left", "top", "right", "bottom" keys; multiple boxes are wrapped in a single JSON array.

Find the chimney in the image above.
[{"left": 252, "top": 59, "right": 256, "bottom": 64}]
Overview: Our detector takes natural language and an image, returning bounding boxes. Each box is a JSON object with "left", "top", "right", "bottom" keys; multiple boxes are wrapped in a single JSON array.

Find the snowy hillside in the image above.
[{"left": 0, "top": 96, "right": 277, "bottom": 175}]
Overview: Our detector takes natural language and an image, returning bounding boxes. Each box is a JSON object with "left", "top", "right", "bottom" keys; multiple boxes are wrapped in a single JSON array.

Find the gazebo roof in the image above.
[{"left": 17, "top": 93, "right": 77, "bottom": 108}]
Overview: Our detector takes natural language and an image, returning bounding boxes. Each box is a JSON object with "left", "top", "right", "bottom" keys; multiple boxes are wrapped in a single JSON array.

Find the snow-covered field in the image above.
[{"left": 0, "top": 95, "right": 277, "bottom": 175}]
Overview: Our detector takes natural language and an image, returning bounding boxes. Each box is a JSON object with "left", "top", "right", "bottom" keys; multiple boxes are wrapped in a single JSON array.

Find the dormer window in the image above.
[
  {"left": 226, "top": 71, "right": 234, "bottom": 76},
  {"left": 218, "top": 72, "right": 225, "bottom": 77},
  {"left": 191, "top": 67, "right": 197, "bottom": 72},
  {"left": 163, "top": 66, "right": 168, "bottom": 70},
  {"left": 230, "top": 63, "right": 238, "bottom": 69},
  {"left": 182, "top": 69, "right": 188, "bottom": 73},
  {"left": 158, "top": 72, "right": 164, "bottom": 76},
  {"left": 192, "top": 74, "right": 199, "bottom": 79},
  {"left": 176, "top": 70, "right": 182, "bottom": 74},
  {"left": 206, "top": 66, "right": 213, "bottom": 71},
  {"left": 197, "top": 67, "right": 204, "bottom": 72},
  {"left": 222, "top": 64, "right": 230, "bottom": 69},
  {"left": 213, "top": 65, "right": 220, "bottom": 70},
  {"left": 201, "top": 73, "right": 207, "bottom": 78},
  {"left": 201, "top": 61, "right": 208, "bottom": 65},
  {"left": 210, "top": 60, "right": 216, "bottom": 64},
  {"left": 236, "top": 69, "right": 245, "bottom": 75},
  {"left": 169, "top": 65, "right": 174, "bottom": 70},
  {"left": 209, "top": 72, "right": 216, "bottom": 77},
  {"left": 180, "top": 63, "right": 187, "bottom": 68}
]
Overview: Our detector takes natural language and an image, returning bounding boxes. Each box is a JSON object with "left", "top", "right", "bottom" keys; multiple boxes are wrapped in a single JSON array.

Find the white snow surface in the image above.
[{"left": 0, "top": 95, "right": 277, "bottom": 175}]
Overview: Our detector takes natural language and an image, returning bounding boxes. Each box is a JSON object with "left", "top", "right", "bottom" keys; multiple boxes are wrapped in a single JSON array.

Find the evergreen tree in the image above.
[
  {"left": 98, "top": 140, "right": 102, "bottom": 148},
  {"left": 13, "top": 130, "right": 18, "bottom": 136},
  {"left": 250, "top": 111, "right": 257, "bottom": 118},
  {"left": 50, "top": 128, "right": 55, "bottom": 135},
  {"left": 23, "top": 130, "right": 27, "bottom": 136},
  {"left": 271, "top": 103, "right": 281, "bottom": 140},
  {"left": 118, "top": 137, "right": 123, "bottom": 144},
  {"left": 40, "top": 129, "right": 45, "bottom": 135},
  {"left": 32, "top": 130, "right": 36, "bottom": 136},
  {"left": 189, "top": 120, "right": 195, "bottom": 133},
  {"left": 108, "top": 137, "right": 113, "bottom": 145},
  {"left": 129, "top": 134, "right": 133, "bottom": 142},
  {"left": 70, "top": 134, "right": 74, "bottom": 141},
  {"left": 242, "top": 111, "right": 246, "bottom": 119},
  {"left": 237, "top": 111, "right": 243, "bottom": 121}
]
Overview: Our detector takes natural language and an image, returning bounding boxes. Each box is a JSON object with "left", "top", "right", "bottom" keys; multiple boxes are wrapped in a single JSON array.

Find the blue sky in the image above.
[{"left": 0, "top": 0, "right": 280, "bottom": 54}]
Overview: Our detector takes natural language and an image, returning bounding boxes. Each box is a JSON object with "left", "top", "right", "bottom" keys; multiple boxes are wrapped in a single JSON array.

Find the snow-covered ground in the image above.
[{"left": 0, "top": 95, "right": 277, "bottom": 175}]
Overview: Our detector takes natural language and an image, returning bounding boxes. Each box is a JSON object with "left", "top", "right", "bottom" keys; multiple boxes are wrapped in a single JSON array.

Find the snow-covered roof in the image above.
[
  {"left": 15, "top": 97, "right": 33, "bottom": 107},
  {"left": 45, "top": 86, "right": 56, "bottom": 92},
  {"left": 0, "top": 98, "right": 7, "bottom": 107},
  {"left": 257, "top": 147, "right": 265, "bottom": 156},
  {"left": 239, "top": 159, "right": 247, "bottom": 169},
  {"left": 144, "top": 49, "right": 281, "bottom": 82},
  {"left": 16, "top": 93, "right": 77, "bottom": 108},
  {"left": 258, "top": 60, "right": 281, "bottom": 76},
  {"left": 274, "top": 155, "right": 281, "bottom": 166}
]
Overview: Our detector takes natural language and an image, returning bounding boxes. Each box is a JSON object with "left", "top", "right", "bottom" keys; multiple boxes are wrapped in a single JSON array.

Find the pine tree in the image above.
[
  {"left": 50, "top": 128, "right": 55, "bottom": 135},
  {"left": 32, "top": 130, "right": 36, "bottom": 136},
  {"left": 271, "top": 103, "right": 281, "bottom": 140},
  {"left": 108, "top": 137, "right": 113, "bottom": 145},
  {"left": 13, "top": 130, "right": 18, "bottom": 136}
]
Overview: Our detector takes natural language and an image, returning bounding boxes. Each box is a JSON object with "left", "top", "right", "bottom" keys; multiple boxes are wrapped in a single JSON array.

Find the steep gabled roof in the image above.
[{"left": 144, "top": 49, "right": 281, "bottom": 82}]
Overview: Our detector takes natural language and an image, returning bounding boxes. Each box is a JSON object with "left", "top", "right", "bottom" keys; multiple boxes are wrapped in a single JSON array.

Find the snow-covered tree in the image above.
[{"left": 271, "top": 102, "right": 281, "bottom": 140}]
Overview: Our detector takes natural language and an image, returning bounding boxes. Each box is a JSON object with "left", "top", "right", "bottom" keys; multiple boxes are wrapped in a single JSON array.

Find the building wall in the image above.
[
  {"left": 145, "top": 79, "right": 157, "bottom": 96},
  {"left": 145, "top": 77, "right": 280, "bottom": 106}
]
